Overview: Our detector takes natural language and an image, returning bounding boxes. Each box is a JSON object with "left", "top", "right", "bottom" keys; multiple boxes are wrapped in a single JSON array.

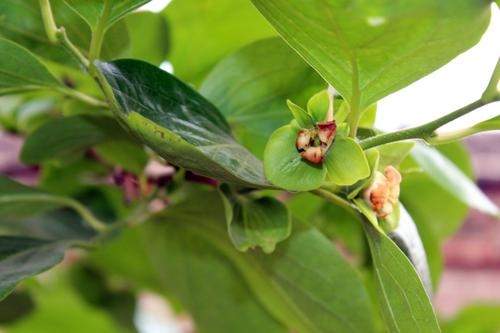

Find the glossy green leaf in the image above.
[
  {"left": 0, "top": 38, "right": 60, "bottom": 94},
  {"left": 363, "top": 223, "right": 440, "bottom": 333},
  {"left": 64, "top": 0, "right": 150, "bottom": 30},
  {"left": 200, "top": 37, "right": 323, "bottom": 157},
  {"left": 124, "top": 11, "right": 170, "bottom": 65},
  {"left": 97, "top": 59, "right": 268, "bottom": 187},
  {"left": 145, "top": 190, "right": 375, "bottom": 333},
  {"left": 0, "top": 1, "right": 129, "bottom": 64},
  {"left": 165, "top": 0, "right": 275, "bottom": 84},
  {"left": 20, "top": 115, "right": 129, "bottom": 165},
  {"left": 251, "top": 0, "right": 491, "bottom": 109},
  {"left": 219, "top": 186, "right": 291, "bottom": 253},
  {"left": 264, "top": 125, "right": 326, "bottom": 191},
  {"left": 0, "top": 236, "right": 69, "bottom": 301},
  {"left": 324, "top": 136, "right": 370, "bottom": 186},
  {"left": 411, "top": 143, "right": 499, "bottom": 217}
]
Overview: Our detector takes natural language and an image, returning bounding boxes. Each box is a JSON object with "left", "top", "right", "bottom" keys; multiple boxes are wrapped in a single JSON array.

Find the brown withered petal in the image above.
[
  {"left": 317, "top": 121, "right": 337, "bottom": 147},
  {"left": 363, "top": 167, "right": 402, "bottom": 218},
  {"left": 296, "top": 129, "right": 312, "bottom": 151},
  {"left": 301, "top": 146, "right": 324, "bottom": 164},
  {"left": 384, "top": 166, "right": 402, "bottom": 204}
]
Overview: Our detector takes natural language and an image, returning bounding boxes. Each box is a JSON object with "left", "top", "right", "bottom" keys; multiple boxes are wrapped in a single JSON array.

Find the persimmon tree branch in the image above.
[
  {"left": 88, "top": 0, "right": 112, "bottom": 74},
  {"left": 359, "top": 99, "right": 492, "bottom": 149},
  {"left": 360, "top": 57, "right": 500, "bottom": 150},
  {"left": 39, "top": 0, "right": 89, "bottom": 67}
]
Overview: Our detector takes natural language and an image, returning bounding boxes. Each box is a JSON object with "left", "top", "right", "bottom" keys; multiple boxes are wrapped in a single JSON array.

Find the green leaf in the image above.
[
  {"left": 38, "top": 159, "right": 108, "bottom": 197},
  {"left": 64, "top": 0, "right": 150, "bottom": 30},
  {"left": 88, "top": 228, "right": 164, "bottom": 295},
  {"left": 97, "top": 59, "right": 268, "bottom": 187},
  {"left": 250, "top": 0, "right": 491, "bottom": 109},
  {"left": 20, "top": 115, "right": 129, "bottom": 165},
  {"left": 436, "top": 115, "right": 500, "bottom": 143},
  {"left": 359, "top": 104, "right": 377, "bottom": 128},
  {"left": 124, "top": 11, "right": 170, "bottom": 65},
  {"left": 371, "top": 141, "right": 415, "bottom": 169},
  {"left": 0, "top": 177, "right": 60, "bottom": 218},
  {"left": 0, "top": 236, "right": 69, "bottom": 301},
  {"left": 0, "top": 292, "right": 35, "bottom": 324},
  {"left": 400, "top": 142, "right": 473, "bottom": 286},
  {"left": 165, "top": 0, "right": 275, "bottom": 84},
  {"left": 411, "top": 143, "right": 499, "bottom": 217},
  {"left": 0, "top": 38, "right": 60, "bottom": 94},
  {"left": 287, "top": 100, "right": 314, "bottom": 129},
  {"left": 347, "top": 149, "right": 380, "bottom": 199},
  {"left": 441, "top": 304, "right": 500, "bottom": 333},
  {"left": 363, "top": 223, "right": 440, "bottom": 333},
  {"left": 264, "top": 125, "right": 326, "bottom": 191},
  {"left": 200, "top": 37, "right": 323, "bottom": 157},
  {"left": 333, "top": 97, "right": 350, "bottom": 124},
  {"left": 145, "top": 204, "right": 287, "bottom": 333},
  {"left": 469, "top": 115, "right": 500, "bottom": 132},
  {"left": 94, "top": 140, "right": 148, "bottom": 174},
  {"left": 388, "top": 205, "right": 432, "bottom": 297},
  {"left": 219, "top": 186, "right": 291, "bottom": 253},
  {"left": 0, "top": 1, "right": 129, "bottom": 64},
  {"left": 145, "top": 190, "right": 375, "bottom": 333},
  {"left": 5, "top": 272, "right": 127, "bottom": 333},
  {"left": 353, "top": 198, "right": 379, "bottom": 229},
  {"left": 324, "top": 136, "right": 370, "bottom": 186},
  {"left": 307, "top": 90, "right": 330, "bottom": 123}
]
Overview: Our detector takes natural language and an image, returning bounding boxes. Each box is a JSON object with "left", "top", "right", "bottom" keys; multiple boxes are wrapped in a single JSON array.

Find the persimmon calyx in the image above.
[
  {"left": 363, "top": 166, "right": 402, "bottom": 218},
  {"left": 295, "top": 121, "right": 337, "bottom": 164}
]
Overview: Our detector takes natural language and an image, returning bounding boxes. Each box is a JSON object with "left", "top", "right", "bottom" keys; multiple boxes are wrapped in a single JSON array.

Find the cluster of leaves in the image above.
[{"left": 0, "top": 0, "right": 499, "bottom": 332}]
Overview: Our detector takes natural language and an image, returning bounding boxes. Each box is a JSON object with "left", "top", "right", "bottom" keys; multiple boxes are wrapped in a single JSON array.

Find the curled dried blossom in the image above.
[
  {"left": 296, "top": 129, "right": 313, "bottom": 151},
  {"left": 295, "top": 121, "right": 336, "bottom": 164},
  {"left": 317, "top": 121, "right": 336, "bottom": 147},
  {"left": 300, "top": 146, "right": 323, "bottom": 164},
  {"left": 363, "top": 166, "right": 402, "bottom": 218}
]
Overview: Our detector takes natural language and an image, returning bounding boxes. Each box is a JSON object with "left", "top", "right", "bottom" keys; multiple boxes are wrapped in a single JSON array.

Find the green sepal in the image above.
[{"left": 287, "top": 100, "right": 314, "bottom": 128}]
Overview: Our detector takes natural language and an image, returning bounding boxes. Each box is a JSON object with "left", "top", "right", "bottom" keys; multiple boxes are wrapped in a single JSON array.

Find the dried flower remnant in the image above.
[
  {"left": 295, "top": 121, "right": 337, "bottom": 164},
  {"left": 363, "top": 166, "right": 402, "bottom": 218}
]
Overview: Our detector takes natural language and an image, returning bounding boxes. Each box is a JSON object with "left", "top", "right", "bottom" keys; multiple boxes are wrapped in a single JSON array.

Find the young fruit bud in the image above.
[
  {"left": 296, "top": 129, "right": 312, "bottom": 151},
  {"left": 300, "top": 146, "right": 324, "bottom": 164},
  {"left": 363, "top": 166, "right": 402, "bottom": 218},
  {"left": 317, "top": 121, "right": 337, "bottom": 147}
]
